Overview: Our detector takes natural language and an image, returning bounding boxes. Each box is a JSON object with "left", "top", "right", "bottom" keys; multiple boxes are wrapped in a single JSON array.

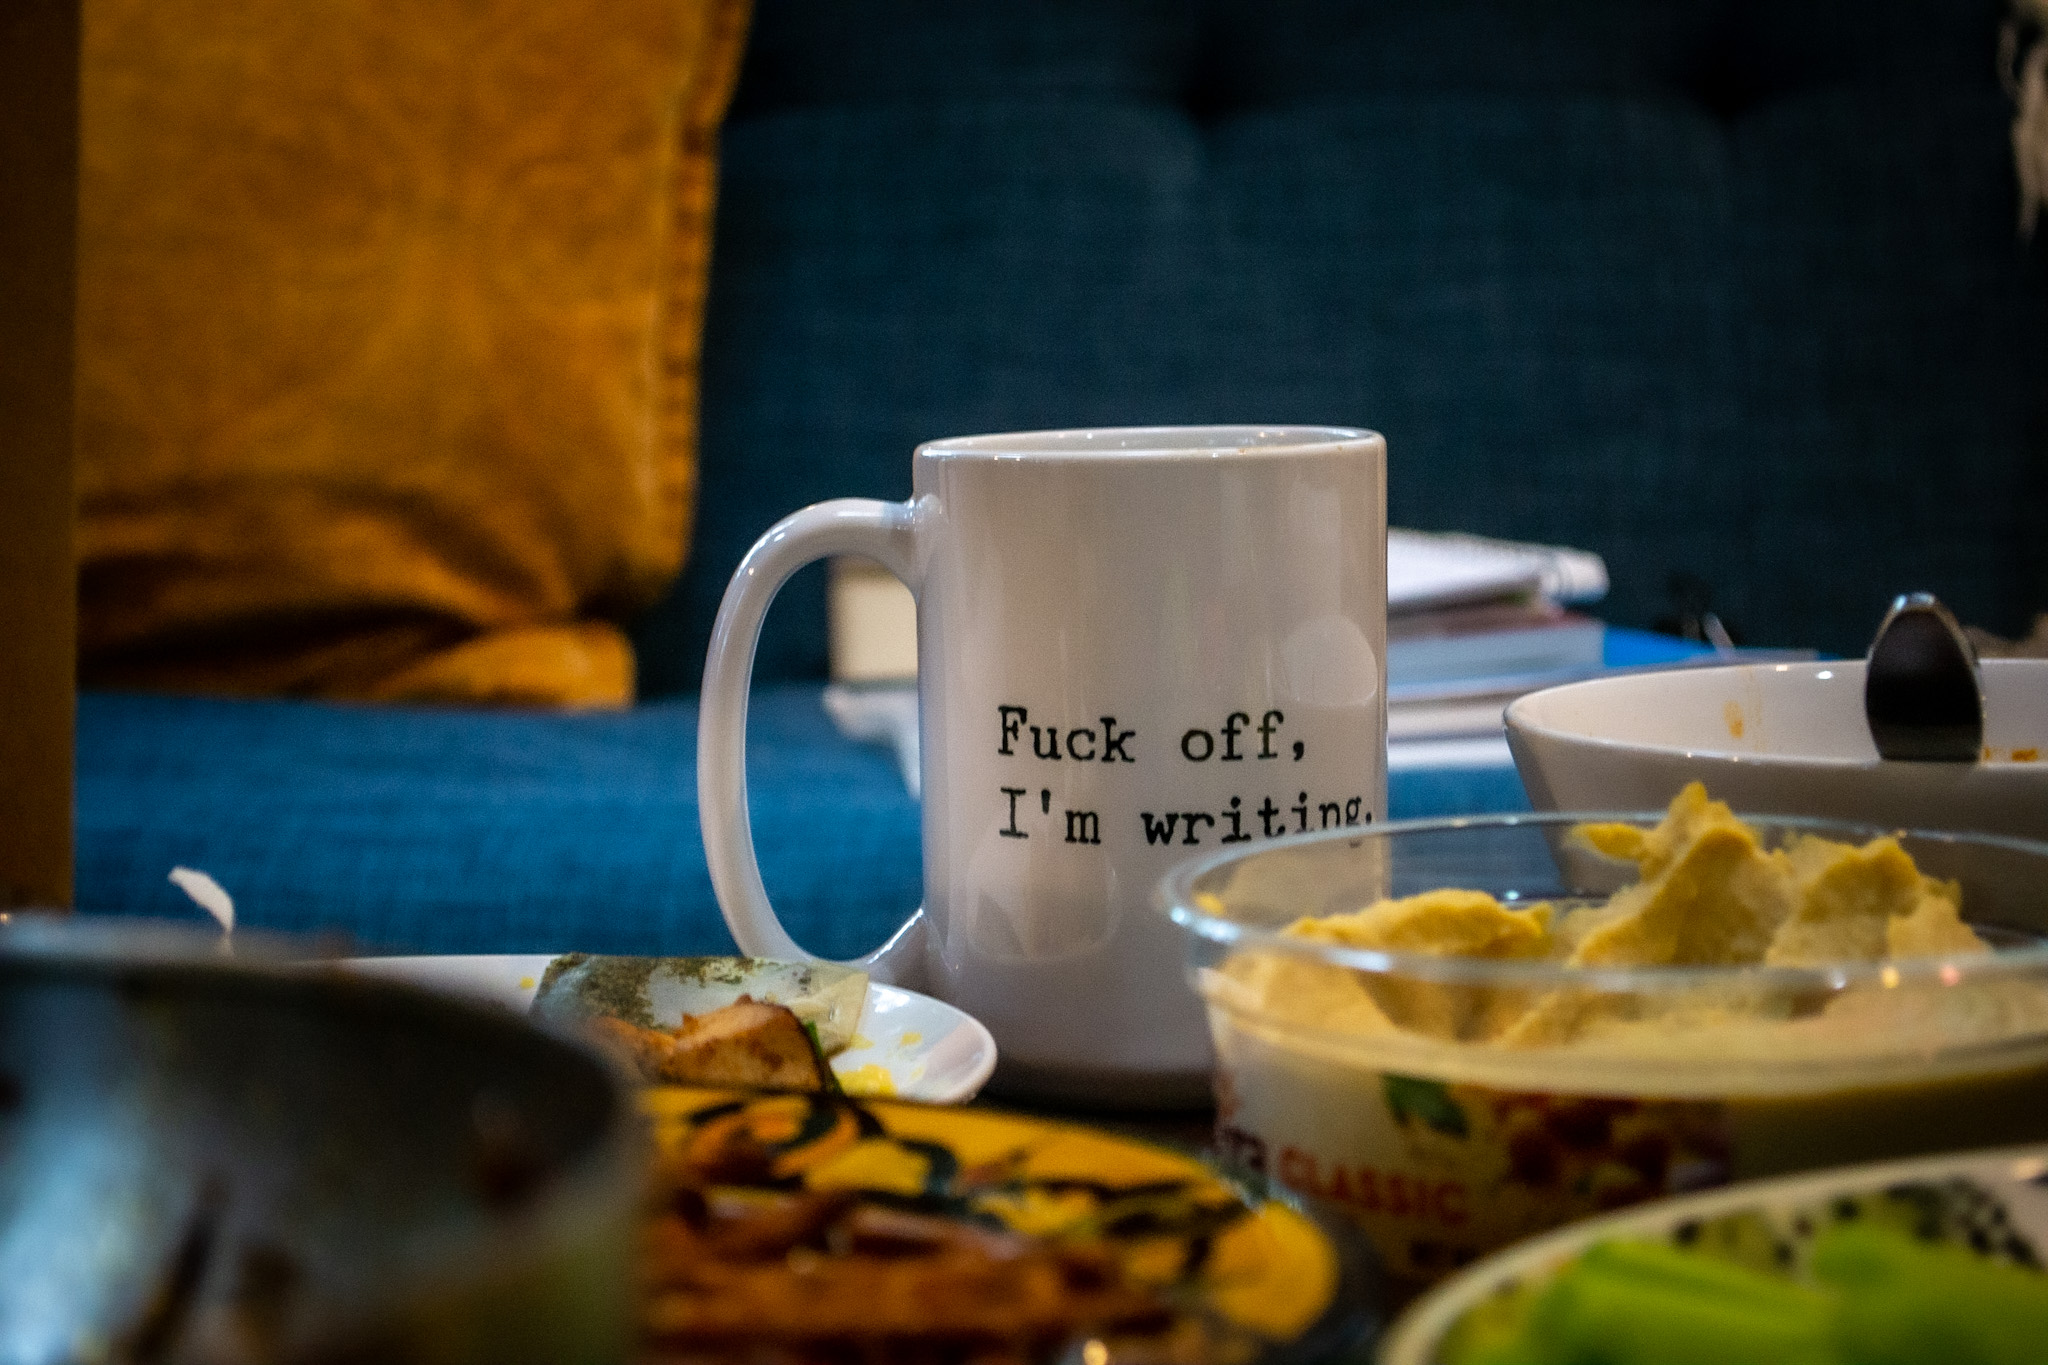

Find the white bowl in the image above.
[{"left": 1506, "top": 658, "right": 2048, "bottom": 840}]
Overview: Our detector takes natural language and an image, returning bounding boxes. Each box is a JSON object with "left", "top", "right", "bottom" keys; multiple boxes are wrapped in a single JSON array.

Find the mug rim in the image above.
[{"left": 916, "top": 424, "right": 1382, "bottom": 460}]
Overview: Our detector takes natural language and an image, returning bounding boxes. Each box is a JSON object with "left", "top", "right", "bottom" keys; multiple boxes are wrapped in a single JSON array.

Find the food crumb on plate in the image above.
[{"left": 837, "top": 1063, "right": 897, "bottom": 1097}]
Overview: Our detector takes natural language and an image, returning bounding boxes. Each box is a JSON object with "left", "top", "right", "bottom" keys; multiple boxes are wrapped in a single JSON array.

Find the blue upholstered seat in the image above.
[
  {"left": 74, "top": 626, "right": 1714, "bottom": 953},
  {"left": 75, "top": 683, "right": 1540, "bottom": 955},
  {"left": 76, "top": 687, "right": 919, "bottom": 956}
]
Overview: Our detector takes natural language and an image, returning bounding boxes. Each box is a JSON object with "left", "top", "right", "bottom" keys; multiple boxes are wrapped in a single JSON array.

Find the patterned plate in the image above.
[
  {"left": 1380, "top": 1144, "right": 2048, "bottom": 1365},
  {"left": 640, "top": 1086, "right": 1387, "bottom": 1363}
]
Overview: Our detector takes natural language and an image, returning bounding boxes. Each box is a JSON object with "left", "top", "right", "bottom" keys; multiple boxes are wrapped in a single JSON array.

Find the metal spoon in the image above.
[{"left": 1864, "top": 592, "right": 1984, "bottom": 762}]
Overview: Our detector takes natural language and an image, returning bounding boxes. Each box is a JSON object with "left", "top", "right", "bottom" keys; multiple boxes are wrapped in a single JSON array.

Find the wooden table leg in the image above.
[{"left": 0, "top": 0, "right": 80, "bottom": 910}]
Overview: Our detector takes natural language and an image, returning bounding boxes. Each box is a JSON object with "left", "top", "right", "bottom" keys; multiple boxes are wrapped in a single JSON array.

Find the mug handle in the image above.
[{"left": 697, "top": 498, "right": 928, "bottom": 986}]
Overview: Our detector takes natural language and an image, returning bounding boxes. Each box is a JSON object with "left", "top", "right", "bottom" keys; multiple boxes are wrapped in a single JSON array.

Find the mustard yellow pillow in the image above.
[{"left": 76, "top": 0, "right": 751, "bottom": 706}]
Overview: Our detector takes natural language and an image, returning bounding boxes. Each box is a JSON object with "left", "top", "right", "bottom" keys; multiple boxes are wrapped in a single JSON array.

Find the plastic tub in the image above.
[{"left": 1156, "top": 812, "right": 2048, "bottom": 1292}]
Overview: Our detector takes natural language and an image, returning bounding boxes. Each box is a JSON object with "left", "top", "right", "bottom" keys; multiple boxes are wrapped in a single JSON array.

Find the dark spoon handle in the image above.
[{"left": 1864, "top": 593, "right": 1984, "bottom": 763}]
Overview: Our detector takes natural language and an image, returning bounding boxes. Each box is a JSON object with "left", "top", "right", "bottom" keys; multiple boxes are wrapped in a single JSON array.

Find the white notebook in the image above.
[{"left": 1386, "top": 529, "right": 1608, "bottom": 613}]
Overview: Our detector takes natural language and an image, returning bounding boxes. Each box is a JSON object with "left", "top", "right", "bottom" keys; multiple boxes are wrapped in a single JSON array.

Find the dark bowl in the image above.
[{"left": 0, "top": 917, "right": 641, "bottom": 1365}]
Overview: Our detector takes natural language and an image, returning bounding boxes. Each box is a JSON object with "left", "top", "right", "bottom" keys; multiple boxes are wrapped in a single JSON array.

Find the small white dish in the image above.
[
  {"left": 342, "top": 954, "right": 997, "bottom": 1104},
  {"left": 1506, "top": 658, "right": 2048, "bottom": 840},
  {"left": 1380, "top": 1143, "right": 2048, "bottom": 1365}
]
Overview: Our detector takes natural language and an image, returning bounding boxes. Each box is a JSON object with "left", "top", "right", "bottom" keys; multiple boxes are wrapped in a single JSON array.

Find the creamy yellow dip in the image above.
[{"left": 1230, "top": 783, "right": 2036, "bottom": 1056}]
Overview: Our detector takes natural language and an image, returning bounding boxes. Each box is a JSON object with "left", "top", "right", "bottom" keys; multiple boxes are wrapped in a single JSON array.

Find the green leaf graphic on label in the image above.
[{"left": 1383, "top": 1074, "right": 1469, "bottom": 1138}]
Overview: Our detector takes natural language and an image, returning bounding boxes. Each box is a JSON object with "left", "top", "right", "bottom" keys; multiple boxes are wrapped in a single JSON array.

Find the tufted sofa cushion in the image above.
[{"left": 635, "top": 0, "right": 2048, "bottom": 692}]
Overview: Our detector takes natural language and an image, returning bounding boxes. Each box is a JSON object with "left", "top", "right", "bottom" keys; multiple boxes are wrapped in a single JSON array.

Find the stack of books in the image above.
[
  {"left": 1387, "top": 529, "right": 1609, "bottom": 687},
  {"left": 1384, "top": 529, "right": 1610, "bottom": 761}
]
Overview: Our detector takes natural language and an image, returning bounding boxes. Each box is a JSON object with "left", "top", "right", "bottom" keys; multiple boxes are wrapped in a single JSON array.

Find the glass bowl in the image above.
[{"left": 1155, "top": 812, "right": 2048, "bottom": 1293}]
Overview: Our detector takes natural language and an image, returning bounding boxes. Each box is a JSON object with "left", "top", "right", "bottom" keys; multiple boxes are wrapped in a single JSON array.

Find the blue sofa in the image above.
[{"left": 79, "top": 0, "right": 2047, "bottom": 956}]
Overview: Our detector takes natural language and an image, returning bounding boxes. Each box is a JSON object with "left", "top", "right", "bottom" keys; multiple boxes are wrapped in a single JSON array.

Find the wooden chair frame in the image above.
[{"left": 1, "top": 0, "right": 79, "bottom": 909}]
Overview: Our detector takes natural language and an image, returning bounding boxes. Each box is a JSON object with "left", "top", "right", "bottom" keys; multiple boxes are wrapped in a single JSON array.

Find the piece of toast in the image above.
[
  {"left": 532, "top": 955, "right": 869, "bottom": 1054},
  {"left": 588, "top": 997, "right": 834, "bottom": 1091}
]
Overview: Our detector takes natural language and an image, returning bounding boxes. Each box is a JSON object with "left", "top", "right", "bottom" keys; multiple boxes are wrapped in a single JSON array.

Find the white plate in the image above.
[
  {"left": 1381, "top": 1143, "right": 2048, "bottom": 1365},
  {"left": 343, "top": 954, "right": 997, "bottom": 1104}
]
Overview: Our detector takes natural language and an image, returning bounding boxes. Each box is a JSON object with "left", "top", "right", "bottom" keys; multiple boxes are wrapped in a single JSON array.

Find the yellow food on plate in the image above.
[
  {"left": 632, "top": 1087, "right": 1350, "bottom": 1363},
  {"left": 834, "top": 1062, "right": 897, "bottom": 1097},
  {"left": 1240, "top": 782, "right": 2009, "bottom": 1053}
]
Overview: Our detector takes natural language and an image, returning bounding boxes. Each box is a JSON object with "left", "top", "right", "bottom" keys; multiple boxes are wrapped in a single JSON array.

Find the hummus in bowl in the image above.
[{"left": 1156, "top": 786, "right": 2048, "bottom": 1293}]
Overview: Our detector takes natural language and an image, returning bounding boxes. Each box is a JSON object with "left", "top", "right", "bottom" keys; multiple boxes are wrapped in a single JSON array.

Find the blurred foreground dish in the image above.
[
  {"left": 1381, "top": 1144, "right": 2048, "bottom": 1365},
  {"left": 632, "top": 1088, "right": 1380, "bottom": 1365},
  {"left": 0, "top": 919, "right": 640, "bottom": 1365}
]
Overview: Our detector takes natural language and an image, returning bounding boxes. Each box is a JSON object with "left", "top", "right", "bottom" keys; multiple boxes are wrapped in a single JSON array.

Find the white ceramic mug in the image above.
[{"left": 699, "top": 426, "right": 1388, "bottom": 1104}]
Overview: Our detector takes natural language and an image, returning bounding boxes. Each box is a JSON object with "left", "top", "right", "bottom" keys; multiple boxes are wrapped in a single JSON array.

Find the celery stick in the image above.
[
  {"left": 1574, "top": 1237, "right": 1817, "bottom": 1308},
  {"left": 1815, "top": 1224, "right": 2048, "bottom": 1365},
  {"left": 1527, "top": 1249, "right": 1840, "bottom": 1365}
]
